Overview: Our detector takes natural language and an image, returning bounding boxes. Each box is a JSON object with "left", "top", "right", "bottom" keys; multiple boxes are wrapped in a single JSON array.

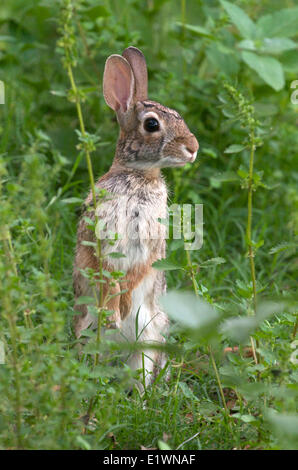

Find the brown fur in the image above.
[{"left": 73, "top": 47, "right": 198, "bottom": 387}]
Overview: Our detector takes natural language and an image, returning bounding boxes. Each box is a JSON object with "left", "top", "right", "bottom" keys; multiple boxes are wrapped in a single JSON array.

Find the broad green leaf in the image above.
[
  {"left": 210, "top": 172, "right": 239, "bottom": 189},
  {"left": 50, "top": 89, "right": 67, "bottom": 97},
  {"left": 160, "top": 291, "right": 219, "bottom": 331},
  {"left": 152, "top": 259, "right": 183, "bottom": 271},
  {"left": 76, "top": 436, "right": 91, "bottom": 450},
  {"left": 178, "top": 382, "right": 199, "bottom": 401},
  {"left": 206, "top": 44, "right": 240, "bottom": 76},
  {"left": 265, "top": 409, "right": 298, "bottom": 442},
  {"left": 237, "top": 382, "right": 267, "bottom": 400},
  {"left": 241, "top": 51, "right": 285, "bottom": 91},
  {"left": 220, "top": 0, "right": 256, "bottom": 39},
  {"left": 237, "top": 39, "right": 256, "bottom": 51},
  {"left": 260, "top": 37, "right": 297, "bottom": 55},
  {"left": 81, "top": 240, "right": 97, "bottom": 247},
  {"left": 256, "top": 301, "right": 285, "bottom": 322},
  {"left": 257, "top": 7, "right": 298, "bottom": 38},
  {"left": 221, "top": 301, "right": 286, "bottom": 342},
  {"left": 175, "top": 22, "right": 214, "bottom": 39},
  {"left": 232, "top": 413, "right": 258, "bottom": 423},
  {"left": 202, "top": 148, "right": 217, "bottom": 159},
  {"left": 108, "top": 252, "right": 126, "bottom": 259},
  {"left": 220, "top": 316, "right": 257, "bottom": 342},
  {"left": 200, "top": 257, "right": 226, "bottom": 267},
  {"left": 80, "top": 329, "right": 96, "bottom": 338},
  {"left": 269, "top": 241, "right": 297, "bottom": 255},
  {"left": 83, "top": 216, "right": 95, "bottom": 226},
  {"left": 61, "top": 197, "right": 83, "bottom": 204},
  {"left": 224, "top": 144, "right": 246, "bottom": 153},
  {"left": 237, "top": 37, "right": 297, "bottom": 54},
  {"left": 158, "top": 440, "right": 172, "bottom": 450}
]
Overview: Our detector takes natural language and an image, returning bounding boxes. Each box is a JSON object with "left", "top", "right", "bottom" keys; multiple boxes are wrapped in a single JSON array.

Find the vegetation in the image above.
[{"left": 0, "top": 0, "right": 297, "bottom": 450}]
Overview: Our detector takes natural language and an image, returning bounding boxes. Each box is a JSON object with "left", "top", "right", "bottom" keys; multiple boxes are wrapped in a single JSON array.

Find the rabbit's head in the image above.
[{"left": 103, "top": 47, "right": 199, "bottom": 170}]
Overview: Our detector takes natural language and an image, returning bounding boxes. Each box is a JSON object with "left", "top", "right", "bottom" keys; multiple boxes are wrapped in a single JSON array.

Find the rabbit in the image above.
[{"left": 73, "top": 46, "right": 199, "bottom": 389}]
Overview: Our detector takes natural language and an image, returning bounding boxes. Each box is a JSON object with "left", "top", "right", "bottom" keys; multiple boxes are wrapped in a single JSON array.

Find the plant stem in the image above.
[
  {"left": 208, "top": 345, "right": 229, "bottom": 414},
  {"left": 185, "top": 250, "right": 228, "bottom": 413},
  {"left": 65, "top": 57, "right": 104, "bottom": 366},
  {"left": 246, "top": 130, "right": 259, "bottom": 364}
]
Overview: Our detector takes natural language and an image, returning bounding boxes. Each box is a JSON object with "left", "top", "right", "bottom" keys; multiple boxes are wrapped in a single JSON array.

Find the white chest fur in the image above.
[{"left": 96, "top": 190, "right": 167, "bottom": 271}]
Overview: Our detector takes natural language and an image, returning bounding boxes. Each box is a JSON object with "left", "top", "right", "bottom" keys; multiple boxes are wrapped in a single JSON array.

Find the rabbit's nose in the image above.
[{"left": 186, "top": 134, "right": 199, "bottom": 155}]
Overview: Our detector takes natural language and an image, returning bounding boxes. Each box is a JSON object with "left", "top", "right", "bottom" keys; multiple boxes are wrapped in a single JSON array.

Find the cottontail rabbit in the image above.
[{"left": 73, "top": 47, "right": 198, "bottom": 387}]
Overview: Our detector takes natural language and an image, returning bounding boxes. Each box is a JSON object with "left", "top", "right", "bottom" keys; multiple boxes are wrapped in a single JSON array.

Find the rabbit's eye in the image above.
[{"left": 144, "top": 117, "right": 160, "bottom": 133}]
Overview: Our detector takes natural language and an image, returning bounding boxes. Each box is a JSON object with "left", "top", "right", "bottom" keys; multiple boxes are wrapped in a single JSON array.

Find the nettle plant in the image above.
[
  {"left": 175, "top": 1, "right": 297, "bottom": 91},
  {"left": 220, "top": 1, "right": 297, "bottom": 92}
]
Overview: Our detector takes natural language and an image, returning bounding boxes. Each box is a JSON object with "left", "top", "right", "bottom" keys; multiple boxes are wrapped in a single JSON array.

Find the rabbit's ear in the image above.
[
  {"left": 122, "top": 47, "right": 148, "bottom": 101},
  {"left": 103, "top": 54, "right": 135, "bottom": 113}
]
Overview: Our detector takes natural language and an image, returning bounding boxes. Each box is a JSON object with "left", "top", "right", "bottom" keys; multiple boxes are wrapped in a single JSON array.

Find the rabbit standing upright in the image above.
[{"left": 73, "top": 47, "right": 199, "bottom": 387}]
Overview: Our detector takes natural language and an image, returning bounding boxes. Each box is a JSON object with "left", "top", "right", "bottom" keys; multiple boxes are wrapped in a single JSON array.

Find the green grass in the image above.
[{"left": 0, "top": 0, "right": 297, "bottom": 450}]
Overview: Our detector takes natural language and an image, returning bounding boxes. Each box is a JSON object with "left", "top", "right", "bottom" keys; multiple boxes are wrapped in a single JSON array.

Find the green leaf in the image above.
[
  {"left": 269, "top": 241, "right": 297, "bottom": 255},
  {"left": 80, "top": 329, "right": 96, "bottom": 338},
  {"left": 206, "top": 44, "right": 240, "bottom": 76},
  {"left": 108, "top": 252, "right": 126, "bottom": 259},
  {"left": 237, "top": 37, "right": 297, "bottom": 55},
  {"left": 200, "top": 257, "right": 226, "bottom": 267},
  {"left": 160, "top": 291, "right": 220, "bottom": 332},
  {"left": 241, "top": 51, "right": 285, "bottom": 91},
  {"left": 76, "top": 436, "right": 91, "bottom": 450},
  {"left": 83, "top": 216, "right": 95, "bottom": 226},
  {"left": 158, "top": 440, "right": 172, "bottom": 450},
  {"left": 61, "top": 197, "right": 83, "bottom": 204},
  {"left": 237, "top": 39, "right": 256, "bottom": 51},
  {"left": 220, "top": 316, "right": 257, "bottom": 342},
  {"left": 152, "top": 259, "right": 183, "bottom": 271},
  {"left": 81, "top": 240, "right": 97, "bottom": 247},
  {"left": 50, "top": 89, "right": 67, "bottom": 97},
  {"left": 257, "top": 7, "right": 298, "bottom": 38},
  {"left": 256, "top": 301, "right": 286, "bottom": 323},
  {"left": 260, "top": 37, "right": 297, "bottom": 55},
  {"left": 265, "top": 409, "right": 298, "bottom": 443},
  {"left": 221, "top": 301, "right": 286, "bottom": 342},
  {"left": 237, "top": 168, "right": 249, "bottom": 179},
  {"left": 220, "top": 0, "right": 256, "bottom": 39},
  {"left": 178, "top": 382, "right": 199, "bottom": 401},
  {"left": 224, "top": 144, "right": 246, "bottom": 154},
  {"left": 75, "top": 296, "right": 96, "bottom": 306},
  {"left": 202, "top": 148, "right": 218, "bottom": 159},
  {"left": 210, "top": 171, "right": 239, "bottom": 189},
  {"left": 232, "top": 413, "right": 258, "bottom": 423},
  {"left": 175, "top": 22, "right": 214, "bottom": 39}
]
